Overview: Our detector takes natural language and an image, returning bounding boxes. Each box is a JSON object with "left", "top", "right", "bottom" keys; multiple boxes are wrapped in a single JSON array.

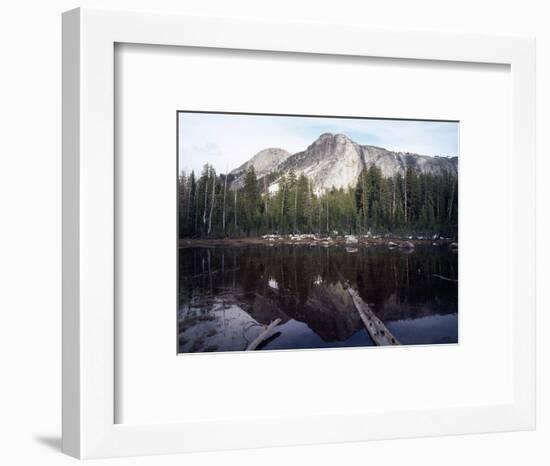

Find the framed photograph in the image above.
[
  {"left": 62, "top": 8, "right": 535, "bottom": 459},
  {"left": 177, "top": 111, "right": 459, "bottom": 353}
]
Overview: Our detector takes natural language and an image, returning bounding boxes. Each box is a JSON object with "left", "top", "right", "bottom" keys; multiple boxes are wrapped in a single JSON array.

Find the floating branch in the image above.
[
  {"left": 432, "top": 274, "right": 458, "bottom": 283},
  {"left": 246, "top": 318, "right": 282, "bottom": 351}
]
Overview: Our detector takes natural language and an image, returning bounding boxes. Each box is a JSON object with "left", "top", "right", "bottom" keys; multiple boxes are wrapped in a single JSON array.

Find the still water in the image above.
[{"left": 178, "top": 244, "right": 458, "bottom": 353}]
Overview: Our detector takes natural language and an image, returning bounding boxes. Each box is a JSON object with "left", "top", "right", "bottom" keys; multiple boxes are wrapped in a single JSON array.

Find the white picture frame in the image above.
[{"left": 62, "top": 7, "right": 536, "bottom": 459}]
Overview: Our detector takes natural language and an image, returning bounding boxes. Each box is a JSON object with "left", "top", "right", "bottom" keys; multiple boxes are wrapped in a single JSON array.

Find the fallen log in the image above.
[
  {"left": 246, "top": 318, "right": 282, "bottom": 351},
  {"left": 347, "top": 288, "right": 400, "bottom": 346},
  {"left": 331, "top": 267, "right": 399, "bottom": 346},
  {"left": 187, "top": 267, "right": 240, "bottom": 279},
  {"left": 432, "top": 274, "right": 458, "bottom": 283}
]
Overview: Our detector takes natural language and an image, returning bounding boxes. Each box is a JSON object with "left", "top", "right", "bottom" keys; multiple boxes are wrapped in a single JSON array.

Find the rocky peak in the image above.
[
  {"left": 231, "top": 147, "right": 291, "bottom": 175},
  {"left": 230, "top": 147, "right": 291, "bottom": 188},
  {"left": 307, "top": 133, "right": 355, "bottom": 155},
  {"left": 278, "top": 133, "right": 364, "bottom": 190}
]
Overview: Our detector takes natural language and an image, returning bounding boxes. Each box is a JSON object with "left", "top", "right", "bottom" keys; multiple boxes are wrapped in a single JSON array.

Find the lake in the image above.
[{"left": 178, "top": 243, "right": 458, "bottom": 353}]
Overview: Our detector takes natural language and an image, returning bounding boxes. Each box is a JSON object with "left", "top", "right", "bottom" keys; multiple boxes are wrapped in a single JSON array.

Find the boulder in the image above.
[{"left": 345, "top": 235, "right": 359, "bottom": 244}]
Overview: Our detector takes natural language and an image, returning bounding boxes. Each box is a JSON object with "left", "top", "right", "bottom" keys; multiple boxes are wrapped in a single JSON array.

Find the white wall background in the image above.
[{"left": 0, "top": 1, "right": 547, "bottom": 465}]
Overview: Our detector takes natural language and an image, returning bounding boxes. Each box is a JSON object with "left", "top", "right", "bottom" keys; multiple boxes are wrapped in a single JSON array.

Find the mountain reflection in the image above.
[{"left": 178, "top": 244, "right": 458, "bottom": 353}]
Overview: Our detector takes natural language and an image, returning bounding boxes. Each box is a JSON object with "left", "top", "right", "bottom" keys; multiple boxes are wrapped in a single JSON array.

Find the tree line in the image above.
[{"left": 178, "top": 164, "right": 458, "bottom": 239}]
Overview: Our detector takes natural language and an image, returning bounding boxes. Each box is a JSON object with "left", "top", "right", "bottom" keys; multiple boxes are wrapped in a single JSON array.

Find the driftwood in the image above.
[
  {"left": 432, "top": 274, "right": 458, "bottom": 283},
  {"left": 330, "top": 266, "right": 399, "bottom": 346},
  {"left": 246, "top": 318, "right": 282, "bottom": 351},
  {"left": 187, "top": 267, "right": 240, "bottom": 279},
  {"left": 347, "top": 288, "right": 400, "bottom": 346}
]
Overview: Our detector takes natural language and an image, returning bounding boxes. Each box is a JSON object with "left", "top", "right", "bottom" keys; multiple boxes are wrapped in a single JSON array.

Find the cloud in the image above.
[{"left": 178, "top": 112, "right": 458, "bottom": 175}]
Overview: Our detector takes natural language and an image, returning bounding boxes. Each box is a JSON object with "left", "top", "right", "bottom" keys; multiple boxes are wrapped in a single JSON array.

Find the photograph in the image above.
[{"left": 177, "top": 111, "right": 459, "bottom": 353}]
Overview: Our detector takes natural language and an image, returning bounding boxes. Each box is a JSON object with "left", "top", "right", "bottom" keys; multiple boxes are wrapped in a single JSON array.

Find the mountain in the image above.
[
  {"left": 230, "top": 148, "right": 291, "bottom": 188},
  {"left": 230, "top": 133, "right": 457, "bottom": 192}
]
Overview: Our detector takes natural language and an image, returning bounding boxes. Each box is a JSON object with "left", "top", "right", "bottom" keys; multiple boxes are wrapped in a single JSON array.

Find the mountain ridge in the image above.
[{"left": 230, "top": 133, "right": 457, "bottom": 191}]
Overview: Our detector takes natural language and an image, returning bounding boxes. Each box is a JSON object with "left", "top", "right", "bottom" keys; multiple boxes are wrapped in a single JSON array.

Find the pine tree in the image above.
[{"left": 243, "top": 166, "right": 261, "bottom": 235}]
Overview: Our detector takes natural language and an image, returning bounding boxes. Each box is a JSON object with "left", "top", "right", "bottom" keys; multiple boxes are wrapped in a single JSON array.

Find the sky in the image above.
[{"left": 178, "top": 112, "right": 459, "bottom": 176}]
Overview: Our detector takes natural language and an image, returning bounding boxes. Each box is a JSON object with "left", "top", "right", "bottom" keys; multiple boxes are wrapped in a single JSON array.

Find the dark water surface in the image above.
[{"left": 178, "top": 244, "right": 458, "bottom": 353}]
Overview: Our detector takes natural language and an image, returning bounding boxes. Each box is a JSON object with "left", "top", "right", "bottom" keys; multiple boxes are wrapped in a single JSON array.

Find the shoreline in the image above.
[{"left": 179, "top": 234, "right": 458, "bottom": 249}]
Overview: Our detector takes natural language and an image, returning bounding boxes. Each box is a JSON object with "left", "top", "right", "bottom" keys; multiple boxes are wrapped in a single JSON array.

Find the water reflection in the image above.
[{"left": 178, "top": 244, "right": 458, "bottom": 353}]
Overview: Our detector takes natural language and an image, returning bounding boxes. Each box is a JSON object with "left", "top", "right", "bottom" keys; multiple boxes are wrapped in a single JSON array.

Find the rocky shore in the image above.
[{"left": 179, "top": 234, "right": 458, "bottom": 250}]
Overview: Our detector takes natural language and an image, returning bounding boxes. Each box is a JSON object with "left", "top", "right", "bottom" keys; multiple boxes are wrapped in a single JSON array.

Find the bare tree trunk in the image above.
[
  {"left": 363, "top": 190, "right": 368, "bottom": 234},
  {"left": 264, "top": 177, "right": 269, "bottom": 230},
  {"left": 234, "top": 188, "right": 238, "bottom": 230},
  {"left": 448, "top": 177, "right": 457, "bottom": 221},
  {"left": 392, "top": 178, "right": 396, "bottom": 222},
  {"left": 202, "top": 167, "right": 209, "bottom": 226},
  {"left": 436, "top": 184, "right": 440, "bottom": 223},
  {"left": 293, "top": 185, "right": 298, "bottom": 233},
  {"left": 326, "top": 195, "right": 329, "bottom": 234},
  {"left": 186, "top": 178, "right": 192, "bottom": 226},
  {"left": 318, "top": 194, "right": 322, "bottom": 234},
  {"left": 178, "top": 175, "right": 184, "bottom": 234},
  {"left": 266, "top": 180, "right": 270, "bottom": 220},
  {"left": 207, "top": 173, "right": 216, "bottom": 236},
  {"left": 222, "top": 173, "right": 227, "bottom": 233},
  {"left": 403, "top": 170, "right": 408, "bottom": 224},
  {"left": 194, "top": 182, "right": 199, "bottom": 232},
  {"left": 362, "top": 176, "right": 367, "bottom": 233},
  {"left": 280, "top": 183, "right": 286, "bottom": 231}
]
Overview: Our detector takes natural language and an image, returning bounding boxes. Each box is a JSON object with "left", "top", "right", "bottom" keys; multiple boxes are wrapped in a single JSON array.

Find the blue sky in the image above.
[{"left": 178, "top": 112, "right": 459, "bottom": 175}]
